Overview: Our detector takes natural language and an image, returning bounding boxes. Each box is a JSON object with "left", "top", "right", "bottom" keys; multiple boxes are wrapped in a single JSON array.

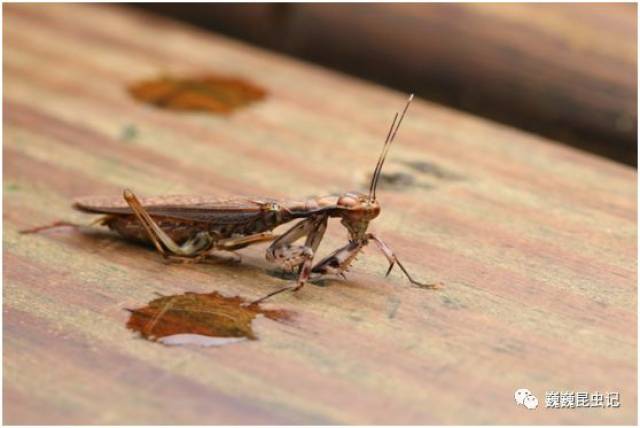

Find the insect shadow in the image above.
[{"left": 363, "top": 160, "right": 464, "bottom": 193}]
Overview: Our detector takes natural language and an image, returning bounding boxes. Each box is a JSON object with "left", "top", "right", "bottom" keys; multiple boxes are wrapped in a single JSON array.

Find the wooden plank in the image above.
[
  {"left": 140, "top": 3, "right": 637, "bottom": 164},
  {"left": 3, "top": 4, "right": 636, "bottom": 425}
]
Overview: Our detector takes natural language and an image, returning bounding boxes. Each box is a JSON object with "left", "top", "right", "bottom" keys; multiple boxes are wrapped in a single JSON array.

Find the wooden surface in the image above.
[
  {"left": 142, "top": 3, "right": 638, "bottom": 165},
  {"left": 3, "top": 4, "right": 637, "bottom": 425}
]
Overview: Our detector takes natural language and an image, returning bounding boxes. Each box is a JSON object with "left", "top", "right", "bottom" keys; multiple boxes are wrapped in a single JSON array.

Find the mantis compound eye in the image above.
[{"left": 337, "top": 194, "right": 359, "bottom": 209}]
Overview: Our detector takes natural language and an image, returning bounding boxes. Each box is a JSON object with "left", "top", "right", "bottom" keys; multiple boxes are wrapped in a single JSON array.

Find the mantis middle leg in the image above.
[{"left": 311, "top": 233, "right": 440, "bottom": 289}]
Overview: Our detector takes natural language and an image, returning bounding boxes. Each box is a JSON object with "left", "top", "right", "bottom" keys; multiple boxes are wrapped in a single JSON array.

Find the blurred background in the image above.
[{"left": 136, "top": 3, "right": 637, "bottom": 166}]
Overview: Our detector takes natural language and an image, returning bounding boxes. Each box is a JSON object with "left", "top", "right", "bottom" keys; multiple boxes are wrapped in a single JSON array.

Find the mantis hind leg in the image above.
[
  {"left": 19, "top": 215, "right": 109, "bottom": 234},
  {"left": 122, "top": 189, "right": 212, "bottom": 260}
]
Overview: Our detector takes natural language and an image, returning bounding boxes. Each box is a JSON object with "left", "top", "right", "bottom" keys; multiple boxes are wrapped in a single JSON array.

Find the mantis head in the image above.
[{"left": 339, "top": 93, "right": 414, "bottom": 241}]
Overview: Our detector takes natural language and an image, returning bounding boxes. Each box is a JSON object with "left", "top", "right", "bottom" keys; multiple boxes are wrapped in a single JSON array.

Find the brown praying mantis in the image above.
[{"left": 58, "top": 94, "right": 440, "bottom": 303}]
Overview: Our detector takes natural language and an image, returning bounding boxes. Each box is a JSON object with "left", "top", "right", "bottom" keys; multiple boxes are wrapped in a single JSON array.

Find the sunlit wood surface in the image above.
[{"left": 3, "top": 4, "right": 637, "bottom": 424}]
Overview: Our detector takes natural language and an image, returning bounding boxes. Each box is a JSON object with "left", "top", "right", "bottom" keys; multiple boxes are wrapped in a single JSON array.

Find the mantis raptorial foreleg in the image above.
[
  {"left": 252, "top": 216, "right": 328, "bottom": 304},
  {"left": 265, "top": 216, "right": 327, "bottom": 272}
]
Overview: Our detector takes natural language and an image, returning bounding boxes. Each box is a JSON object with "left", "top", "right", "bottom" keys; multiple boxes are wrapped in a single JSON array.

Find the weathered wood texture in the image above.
[
  {"left": 3, "top": 4, "right": 637, "bottom": 425},
  {"left": 141, "top": 3, "right": 638, "bottom": 165}
]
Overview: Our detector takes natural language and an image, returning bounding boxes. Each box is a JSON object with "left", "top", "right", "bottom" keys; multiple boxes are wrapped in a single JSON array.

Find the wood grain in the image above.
[
  {"left": 140, "top": 3, "right": 637, "bottom": 164},
  {"left": 3, "top": 4, "right": 637, "bottom": 425}
]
